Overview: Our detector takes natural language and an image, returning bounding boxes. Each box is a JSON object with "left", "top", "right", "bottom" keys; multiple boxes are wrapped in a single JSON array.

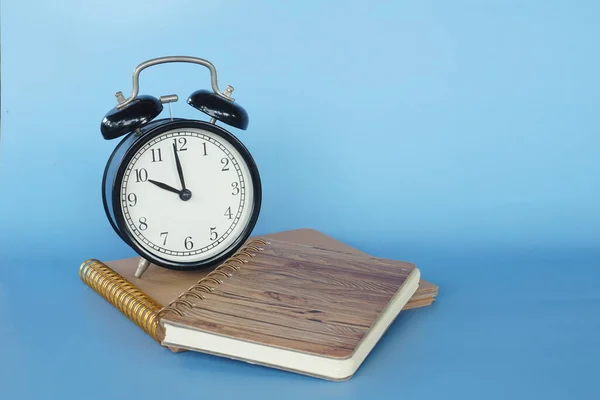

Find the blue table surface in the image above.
[{"left": 1, "top": 246, "right": 598, "bottom": 400}]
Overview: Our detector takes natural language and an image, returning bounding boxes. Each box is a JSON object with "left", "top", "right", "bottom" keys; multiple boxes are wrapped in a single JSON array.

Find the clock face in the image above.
[{"left": 118, "top": 126, "right": 256, "bottom": 264}]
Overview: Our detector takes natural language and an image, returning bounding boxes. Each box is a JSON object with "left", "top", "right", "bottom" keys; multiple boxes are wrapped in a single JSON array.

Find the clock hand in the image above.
[
  {"left": 148, "top": 179, "right": 181, "bottom": 195},
  {"left": 173, "top": 142, "right": 187, "bottom": 190}
]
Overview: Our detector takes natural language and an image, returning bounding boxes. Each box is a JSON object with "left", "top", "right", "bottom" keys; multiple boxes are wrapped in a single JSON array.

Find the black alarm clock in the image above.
[{"left": 100, "top": 56, "right": 261, "bottom": 278}]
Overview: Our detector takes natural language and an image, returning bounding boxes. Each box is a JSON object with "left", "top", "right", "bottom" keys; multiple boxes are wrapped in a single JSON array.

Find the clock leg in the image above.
[{"left": 134, "top": 257, "right": 151, "bottom": 279}]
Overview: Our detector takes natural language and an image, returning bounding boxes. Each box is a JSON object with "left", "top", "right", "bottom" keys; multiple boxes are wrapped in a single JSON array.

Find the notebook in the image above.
[
  {"left": 265, "top": 229, "right": 438, "bottom": 309},
  {"left": 79, "top": 228, "right": 436, "bottom": 381}
]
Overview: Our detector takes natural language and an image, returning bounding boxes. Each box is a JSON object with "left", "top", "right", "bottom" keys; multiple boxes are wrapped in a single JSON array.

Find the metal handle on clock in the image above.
[{"left": 115, "top": 56, "right": 233, "bottom": 110}]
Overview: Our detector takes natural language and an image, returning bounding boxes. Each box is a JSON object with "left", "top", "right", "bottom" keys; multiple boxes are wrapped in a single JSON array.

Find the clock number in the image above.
[
  {"left": 231, "top": 182, "right": 240, "bottom": 195},
  {"left": 160, "top": 232, "right": 168, "bottom": 245},
  {"left": 135, "top": 168, "right": 148, "bottom": 182},
  {"left": 173, "top": 137, "right": 187, "bottom": 151},
  {"left": 151, "top": 148, "right": 163, "bottom": 162},
  {"left": 127, "top": 193, "right": 137, "bottom": 207},
  {"left": 221, "top": 157, "right": 230, "bottom": 171},
  {"left": 210, "top": 227, "right": 218, "bottom": 241},
  {"left": 139, "top": 217, "right": 148, "bottom": 231},
  {"left": 224, "top": 206, "right": 233, "bottom": 220},
  {"left": 202, "top": 142, "right": 208, "bottom": 156},
  {"left": 184, "top": 236, "right": 194, "bottom": 250}
]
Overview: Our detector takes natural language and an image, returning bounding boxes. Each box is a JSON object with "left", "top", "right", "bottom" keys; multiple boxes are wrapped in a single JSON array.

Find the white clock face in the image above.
[{"left": 119, "top": 127, "right": 255, "bottom": 264}]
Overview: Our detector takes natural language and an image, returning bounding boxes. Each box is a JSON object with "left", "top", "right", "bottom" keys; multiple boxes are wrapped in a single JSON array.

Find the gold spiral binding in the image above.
[
  {"left": 79, "top": 238, "right": 269, "bottom": 343},
  {"left": 79, "top": 259, "right": 164, "bottom": 342},
  {"left": 157, "top": 238, "right": 269, "bottom": 327}
]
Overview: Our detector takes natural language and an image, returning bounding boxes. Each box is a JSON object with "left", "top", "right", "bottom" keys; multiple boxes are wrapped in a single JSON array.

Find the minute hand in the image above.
[{"left": 173, "top": 143, "right": 186, "bottom": 190}]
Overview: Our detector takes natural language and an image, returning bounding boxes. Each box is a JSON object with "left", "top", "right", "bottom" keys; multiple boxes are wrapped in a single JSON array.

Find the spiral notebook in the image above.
[{"left": 79, "top": 229, "right": 435, "bottom": 381}]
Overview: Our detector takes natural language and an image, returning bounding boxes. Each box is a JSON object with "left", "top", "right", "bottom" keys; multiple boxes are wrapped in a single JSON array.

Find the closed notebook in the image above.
[
  {"left": 79, "top": 229, "right": 431, "bottom": 381},
  {"left": 265, "top": 229, "right": 438, "bottom": 309}
]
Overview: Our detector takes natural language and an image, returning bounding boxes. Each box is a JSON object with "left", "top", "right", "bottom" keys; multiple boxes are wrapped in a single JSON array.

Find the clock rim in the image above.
[{"left": 104, "top": 118, "right": 262, "bottom": 271}]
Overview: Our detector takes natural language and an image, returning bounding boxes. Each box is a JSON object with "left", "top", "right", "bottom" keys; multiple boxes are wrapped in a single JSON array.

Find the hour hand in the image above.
[{"left": 148, "top": 179, "right": 181, "bottom": 195}]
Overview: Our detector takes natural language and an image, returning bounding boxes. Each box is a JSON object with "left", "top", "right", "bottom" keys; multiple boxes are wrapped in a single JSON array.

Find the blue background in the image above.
[{"left": 1, "top": 1, "right": 599, "bottom": 399}]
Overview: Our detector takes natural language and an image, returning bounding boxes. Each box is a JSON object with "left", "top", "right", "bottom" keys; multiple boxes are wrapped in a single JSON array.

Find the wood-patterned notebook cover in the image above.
[
  {"left": 106, "top": 228, "right": 438, "bottom": 310},
  {"left": 158, "top": 237, "right": 419, "bottom": 360}
]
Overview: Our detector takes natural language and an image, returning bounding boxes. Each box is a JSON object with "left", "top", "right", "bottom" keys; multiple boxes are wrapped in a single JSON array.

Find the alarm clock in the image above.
[{"left": 100, "top": 56, "right": 261, "bottom": 278}]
